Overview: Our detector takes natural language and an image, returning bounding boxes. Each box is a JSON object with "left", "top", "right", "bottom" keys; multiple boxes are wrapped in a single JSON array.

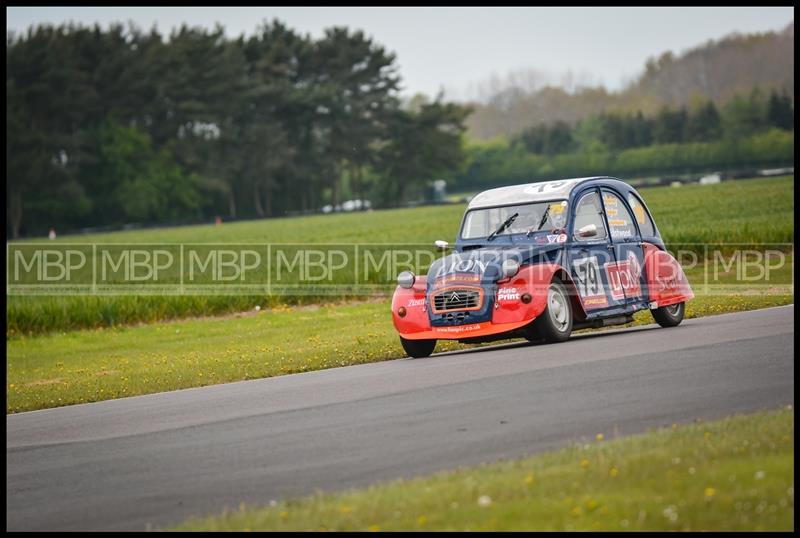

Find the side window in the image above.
[
  {"left": 626, "top": 193, "right": 656, "bottom": 237},
  {"left": 573, "top": 191, "right": 607, "bottom": 241},
  {"left": 601, "top": 190, "right": 638, "bottom": 241}
]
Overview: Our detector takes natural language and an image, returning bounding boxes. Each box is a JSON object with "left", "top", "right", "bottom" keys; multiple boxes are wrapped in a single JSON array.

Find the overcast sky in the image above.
[{"left": 6, "top": 6, "right": 794, "bottom": 101}]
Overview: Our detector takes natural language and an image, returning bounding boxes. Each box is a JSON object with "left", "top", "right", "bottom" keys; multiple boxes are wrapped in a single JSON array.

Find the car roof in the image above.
[{"left": 466, "top": 176, "right": 614, "bottom": 210}]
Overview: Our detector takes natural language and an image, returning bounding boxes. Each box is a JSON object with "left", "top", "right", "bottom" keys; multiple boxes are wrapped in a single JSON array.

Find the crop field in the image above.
[
  {"left": 6, "top": 176, "right": 794, "bottom": 336},
  {"left": 14, "top": 175, "right": 793, "bottom": 246},
  {"left": 174, "top": 408, "right": 794, "bottom": 531},
  {"left": 640, "top": 177, "right": 793, "bottom": 247}
]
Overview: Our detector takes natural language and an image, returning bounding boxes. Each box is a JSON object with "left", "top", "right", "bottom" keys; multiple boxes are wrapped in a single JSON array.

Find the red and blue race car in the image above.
[{"left": 391, "top": 176, "right": 694, "bottom": 358}]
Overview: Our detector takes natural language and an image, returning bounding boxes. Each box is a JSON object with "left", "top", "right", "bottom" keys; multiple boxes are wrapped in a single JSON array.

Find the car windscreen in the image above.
[{"left": 460, "top": 200, "right": 569, "bottom": 240}]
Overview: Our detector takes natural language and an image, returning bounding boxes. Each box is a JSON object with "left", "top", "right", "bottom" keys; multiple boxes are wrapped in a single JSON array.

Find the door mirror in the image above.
[
  {"left": 434, "top": 240, "right": 450, "bottom": 251},
  {"left": 577, "top": 224, "right": 598, "bottom": 238}
]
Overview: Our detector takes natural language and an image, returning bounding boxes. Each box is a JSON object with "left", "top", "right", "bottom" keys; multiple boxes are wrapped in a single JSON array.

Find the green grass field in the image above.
[
  {"left": 7, "top": 176, "right": 794, "bottom": 336},
  {"left": 173, "top": 408, "right": 794, "bottom": 531}
]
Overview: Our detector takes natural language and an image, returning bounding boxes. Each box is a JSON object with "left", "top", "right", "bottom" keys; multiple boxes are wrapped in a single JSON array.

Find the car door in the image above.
[
  {"left": 599, "top": 188, "right": 649, "bottom": 312},
  {"left": 567, "top": 188, "right": 628, "bottom": 318}
]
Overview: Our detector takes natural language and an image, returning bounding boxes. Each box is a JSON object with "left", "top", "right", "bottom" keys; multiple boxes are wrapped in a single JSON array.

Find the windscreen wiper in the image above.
[
  {"left": 526, "top": 205, "right": 550, "bottom": 237},
  {"left": 487, "top": 212, "right": 519, "bottom": 242}
]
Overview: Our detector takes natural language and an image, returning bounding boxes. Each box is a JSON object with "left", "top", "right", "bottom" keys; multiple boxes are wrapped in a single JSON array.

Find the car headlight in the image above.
[
  {"left": 501, "top": 259, "right": 520, "bottom": 278},
  {"left": 397, "top": 271, "right": 416, "bottom": 289}
]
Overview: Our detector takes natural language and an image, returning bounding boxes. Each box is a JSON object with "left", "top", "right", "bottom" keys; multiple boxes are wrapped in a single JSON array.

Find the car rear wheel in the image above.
[
  {"left": 652, "top": 301, "right": 685, "bottom": 327},
  {"left": 400, "top": 336, "right": 436, "bottom": 358},
  {"left": 531, "top": 277, "right": 573, "bottom": 343}
]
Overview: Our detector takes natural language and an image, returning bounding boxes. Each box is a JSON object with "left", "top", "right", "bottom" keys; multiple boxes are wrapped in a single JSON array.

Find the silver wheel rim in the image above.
[
  {"left": 666, "top": 304, "right": 681, "bottom": 316},
  {"left": 548, "top": 284, "right": 569, "bottom": 332}
]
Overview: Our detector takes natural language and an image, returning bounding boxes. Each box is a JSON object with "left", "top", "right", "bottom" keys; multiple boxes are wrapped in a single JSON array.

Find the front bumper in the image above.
[{"left": 397, "top": 318, "right": 534, "bottom": 341}]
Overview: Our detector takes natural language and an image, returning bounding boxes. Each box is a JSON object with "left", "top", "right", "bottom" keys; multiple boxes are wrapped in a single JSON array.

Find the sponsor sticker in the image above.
[
  {"left": 603, "top": 194, "right": 618, "bottom": 206},
  {"left": 656, "top": 275, "right": 679, "bottom": 291},
  {"left": 632, "top": 204, "right": 646, "bottom": 225},
  {"left": 610, "top": 229, "right": 633, "bottom": 239},
  {"left": 583, "top": 296, "right": 609, "bottom": 308},
  {"left": 604, "top": 254, "right": 643, "bottom": 300},
  {"left": 497, "top": 286, "right": 520, "bottom": 301},
  {"left": 433, "top": 323, "right": 483, "bottom": 334},
  {"left": 407, "top": 298, "right": 425, "bottom": 307},
  {"left": 655, "top": 266, "right": 687, "bottom": 295},
  {"left": 627, "top": 194, "right": 647, "bottom": 225},
  {"left": 522, "top": 178, "right": 581, "bottom": 195},
  {"left": 436, "top": 273, "right": 480, "bottom": 285},
  {"left": 546, "top": 234, "right": 569, "bottom": 244},
  {"left": 571, "top": 255, "right": 608, "bottom": 309}
]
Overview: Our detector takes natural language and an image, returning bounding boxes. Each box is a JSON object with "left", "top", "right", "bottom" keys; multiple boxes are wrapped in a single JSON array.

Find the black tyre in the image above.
[
  {"left": 652, "top": 301, "right": 685, "bottom": 327},
  {"left": 523, "top": 333, "right": 546, "bottom": 344},
  {"left": 531, "top": 277, "right": 573, "bottom": 343},
  {"left": 400, "top": 336, "right": 436, "bottom": 358}
]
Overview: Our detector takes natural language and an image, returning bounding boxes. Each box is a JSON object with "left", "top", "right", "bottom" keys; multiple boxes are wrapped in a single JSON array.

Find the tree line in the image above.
[
  {"left": 6, "top": 21, "right": 471, "bottom": 238},
  {"left": 454, "top": 89, "right": 794, "bottom": 192},
  {"left": 511, "top": 89, "right": 793, "bottom": 155}
]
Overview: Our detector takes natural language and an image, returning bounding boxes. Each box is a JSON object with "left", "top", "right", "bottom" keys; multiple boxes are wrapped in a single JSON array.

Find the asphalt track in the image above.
[{"left": 6, "top": 305, "right": 794, "bottom": 531}]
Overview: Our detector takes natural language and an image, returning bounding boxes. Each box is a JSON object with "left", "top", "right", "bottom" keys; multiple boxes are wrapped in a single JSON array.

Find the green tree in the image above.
[
  {"left": 767, "top": 90, "right": 793, "bottom": 131},
  {"left": 653, "top": 106, "right": 688, "bottom": 144},
  {"left": 311, "top": 26, "right": 401, "bottom": 206},
  {"left": 572, "top": 116, "right": 608, "bottom": 154},
  {"left": 598, "top": 113, "right": 632, "bottom": 152},
  {"left": 6, "top": 20, "right": 475, "bottom": 234},
  {"left": 81, "top": 121, "right": 201, "bottom": 224},
  {"left": 515, "top": 121, "right": 575, "bottom": 155},
  {"left": 687, "top": 101, "right": 722, "bottom": 142},
  {"left": 7, "top": 25, "right": 94, "bottom": 236},
  {"left": 630, "top": 111, "right": 654, "bottom": 147},
  {"left": 377, "top": 98, "right": 471, "bottom": 204},
  {"left": 722, "top": 88, "right": 768, "bottom": 139}
]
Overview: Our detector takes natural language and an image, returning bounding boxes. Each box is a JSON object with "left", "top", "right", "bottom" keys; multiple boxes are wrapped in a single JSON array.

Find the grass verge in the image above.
[
  {"left": 6, "top": 291, "right": 792, "bottom": 414},
  {"left": 172, "top": 408, "right": 794, "bottom": 531}
]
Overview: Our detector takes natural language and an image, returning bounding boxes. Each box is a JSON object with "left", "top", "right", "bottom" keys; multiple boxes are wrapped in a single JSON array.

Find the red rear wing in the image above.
[{"left": 642, "top": 242, "right": 694, "bottom": 307}]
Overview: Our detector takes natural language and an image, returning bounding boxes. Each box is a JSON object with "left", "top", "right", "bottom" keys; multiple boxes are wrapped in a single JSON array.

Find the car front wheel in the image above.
[
  {"left": 400, "top": 336, "right": 436, "bottom": 358},
  {"left": 531, "top": 277, "right": 573, "bottom": 343},
  {"left": 652, "top": 301, "right": 685, "bottom": 327}
]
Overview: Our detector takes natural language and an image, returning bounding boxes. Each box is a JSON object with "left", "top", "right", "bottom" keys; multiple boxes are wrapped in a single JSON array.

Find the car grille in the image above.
[{"left": 431, "top": 288, "right": 482, "bottom": 313}]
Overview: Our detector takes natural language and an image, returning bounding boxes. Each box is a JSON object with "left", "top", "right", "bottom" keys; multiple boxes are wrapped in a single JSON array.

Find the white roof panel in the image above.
[{"left": 467, "top": 177, "right": 601, "bottom": 210}]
